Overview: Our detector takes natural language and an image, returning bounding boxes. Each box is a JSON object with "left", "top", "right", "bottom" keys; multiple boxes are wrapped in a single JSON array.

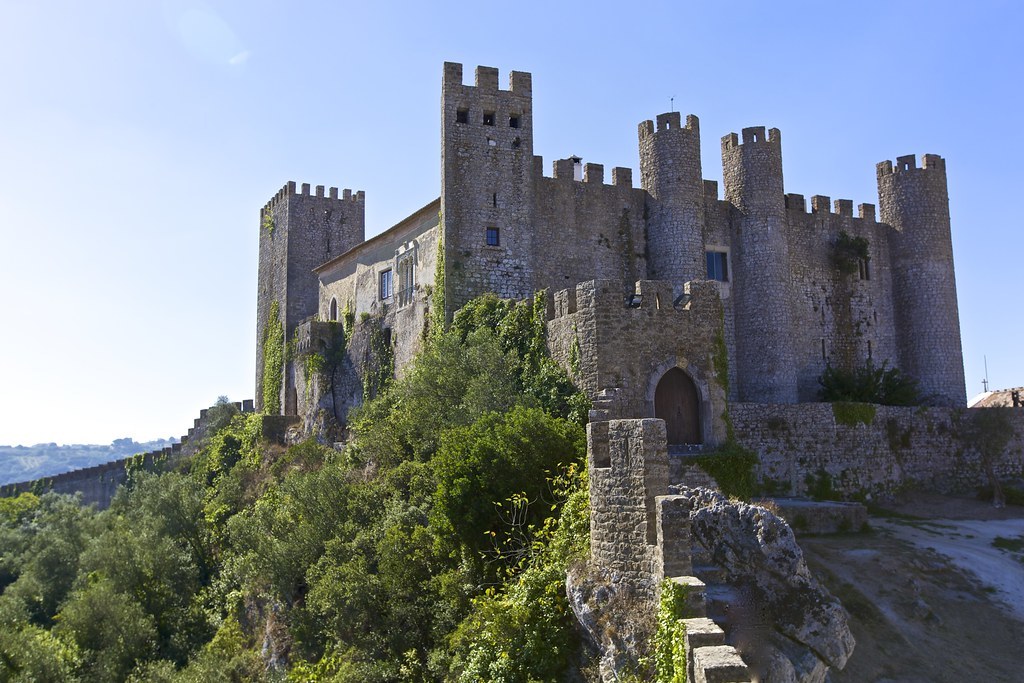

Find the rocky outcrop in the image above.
[{"left": 671, "top": 486, "right": 855, "bottom": 683}]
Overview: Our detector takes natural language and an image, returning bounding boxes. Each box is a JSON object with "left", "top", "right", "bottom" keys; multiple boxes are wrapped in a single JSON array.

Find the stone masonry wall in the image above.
[
  {"left": 0, "top": 401, "right": 257, "bottom": 509},
  {"left": 588, "top": 419, "right": 669, "bottom": 587},
  {"left": 256, "top": 181, "right": 365, "bottom": 413},
  {"left": 731, "top": 402, "right": 1024, "bottom": 498},
  {"left": 547, "top": 279, "right": 729, "bottom": 446}
]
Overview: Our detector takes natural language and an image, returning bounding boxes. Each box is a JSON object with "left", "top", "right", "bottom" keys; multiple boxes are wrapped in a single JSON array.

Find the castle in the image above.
[{"left": 256, "top": 61, "right": 967, "bottom": 434}]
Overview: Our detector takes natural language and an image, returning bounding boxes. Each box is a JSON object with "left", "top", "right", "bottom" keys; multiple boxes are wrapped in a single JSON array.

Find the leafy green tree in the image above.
[
  {"left": 0, "top": 622, "right": 79, "bottom": 682},
  {"left": 54, "top": 577, "right": 157, "bottom": 683},
  {"left": 431, "top": 406, "right": 585, "bottom": 576}
]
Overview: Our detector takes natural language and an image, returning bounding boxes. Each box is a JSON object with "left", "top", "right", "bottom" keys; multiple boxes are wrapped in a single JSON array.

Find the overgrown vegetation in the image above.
[
  {"left": 0, "top": 292, "right": 591, "bottom": 682},
  {"left": 831, "top": 231, "right": 869, "bottom": 275},
  {"left": 648, "top": 580, "right": 691, "bottom": 682},
  {"left": 692, "top": 441, "right": 758, "bottom": 501},
  {"left": 831, "top": 401, "right": 877, "bottom": 427},
  {"left": 819, "top": 360, "right": 921, "bottom": 406},
  {"left": 262, "top": 301, "right": 284, "bottom": 414}
]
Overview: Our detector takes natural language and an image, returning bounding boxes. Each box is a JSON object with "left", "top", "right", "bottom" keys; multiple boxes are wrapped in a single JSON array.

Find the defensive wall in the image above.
[
  {"left": 731, "top": 402, "right": 1024, "bottom": 499},
  {"left": 0, "top": 400, "right": 263, "bottom": 509}
]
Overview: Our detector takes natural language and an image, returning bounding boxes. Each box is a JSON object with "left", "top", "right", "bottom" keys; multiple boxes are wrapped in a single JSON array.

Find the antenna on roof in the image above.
[
  {"left": 982, "top": 355, "right": 990, "bottom": 392},
  {"left": 670, "top": 96, "right": 675, "bottom": 113}
]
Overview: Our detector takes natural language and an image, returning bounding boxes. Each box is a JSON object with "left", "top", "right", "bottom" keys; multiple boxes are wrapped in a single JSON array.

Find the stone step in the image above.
[
  {"left": 692, "top": 563, "right": 727, "bottom": 584},
  {"left": 692, "top": 644, "right": 753, "bottom": 683},
  {"left": 682, "top": 617, "right": 726, "bottom": 683},
  {"left": 667, "top": 575, "right": 707, "bottom": 618}
]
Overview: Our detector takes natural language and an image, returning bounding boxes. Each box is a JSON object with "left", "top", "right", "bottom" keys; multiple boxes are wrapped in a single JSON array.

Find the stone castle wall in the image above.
[
  {"left": 546, "top": 278, "right": 729, "bottom": 446},
  {"left": 256, "top": 182, "right": 365, "bottom": 413},
  {"left": 0, "top": 401, "right": 257, "bottom": 509},
  {"left": 731, "top": 403, "right": 1024, "bottom": 498}
]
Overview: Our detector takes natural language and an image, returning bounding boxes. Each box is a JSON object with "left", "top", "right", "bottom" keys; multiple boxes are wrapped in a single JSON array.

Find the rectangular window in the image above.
[
  {"left": 706, "top": 251, "right": 729, "bottom": 282},
  {"left": 379, "top": 269, "right": 393, "bottom": 300},
  {"left": 456, "top": 108, "right": 469, "bottom": 124},
  {"left": 486, "top": 227, "right": 500, "bottom": 246},
  {"left": 483, "top": 111, "right": 495, "bottom": 126},
  {"left": 509, "top": 114, "right": 520, "bottom": 128}
]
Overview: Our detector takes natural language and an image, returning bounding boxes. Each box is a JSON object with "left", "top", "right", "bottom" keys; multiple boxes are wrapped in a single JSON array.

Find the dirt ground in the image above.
[{"left": 799, "top": 493, "right": 1024, "bottom": 683}]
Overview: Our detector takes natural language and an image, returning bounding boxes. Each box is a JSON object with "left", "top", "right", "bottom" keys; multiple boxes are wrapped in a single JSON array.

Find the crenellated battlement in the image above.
[
  {"left": 784, "top": 193, "right": 875, "bottom": 221},
  {"left": 442, "top": 61, "right": 532, "bottom": 95},
  {"left": 721, "top": 126, "right": 782, "bottom": 151},
  {"left": 547, "top": 278, "right": 718, "bottom": 322},
  {"left": 639, "top": 112, "right": 700, "bottom": 139},
  {"left": 876, "top": 153, "right": 946, "bottom": 179},
  {"left": 262, "top": 181, "right": 364, "bottom": 214},
  {"left": 535, "top": 156, "right": 634, "bottom": 188}
]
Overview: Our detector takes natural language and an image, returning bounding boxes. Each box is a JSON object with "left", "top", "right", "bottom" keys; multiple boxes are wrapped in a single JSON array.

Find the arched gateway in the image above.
[{"left": 654, "top": 367, "right": 702, "bottom": 445}]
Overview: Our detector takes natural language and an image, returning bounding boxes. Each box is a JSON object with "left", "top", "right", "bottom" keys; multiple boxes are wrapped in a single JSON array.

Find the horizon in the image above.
[{"left": 1, "top": 0, "right": 1021, "bottom": 445}]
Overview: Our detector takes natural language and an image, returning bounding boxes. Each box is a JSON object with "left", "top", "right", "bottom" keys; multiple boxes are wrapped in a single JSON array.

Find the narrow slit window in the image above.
[
  {"left": 483, "top": 111, "right": 495, "bottom": 126},
  {"left": 821, "top": 339, "right": 827, "bottom": 361},
  {"left": 486, "top": 227, "right": 500, "bottom": 246},
  {"left": 329, "top": 298, "right": 338, "bottom": 321},
  {"left": 858, "top": 258, "right": 871, "bottom": 280},
  {"left": 492, "top": 192, "right": 497, "bottom": 207},
  {"left": 456, "top": 108, "right": 469, "bottom": 124}
]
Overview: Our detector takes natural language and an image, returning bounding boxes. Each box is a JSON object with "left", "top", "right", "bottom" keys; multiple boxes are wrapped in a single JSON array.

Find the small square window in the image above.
[
  {"left": 486, "top": 227, "right": 500, "bottom": 246},
  {"left": 379, "top": 269, "right": 393, "bottom": 300},
  {"left": 456, "top": 108, "right": 469, "bottom": 124},
  {"left": 706, "top": 251, "right": 728, "bottom": 282},
  {"left": 509, "top": 115, "right": 520, "bottom": 129},
  {"left": 483, "top": 111, "right": 495, "bottom": 126}
]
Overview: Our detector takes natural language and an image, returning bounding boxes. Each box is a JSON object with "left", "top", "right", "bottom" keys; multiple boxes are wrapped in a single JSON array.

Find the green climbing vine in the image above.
[
  {"left": 430, "top": 215, "right": 446, "bottom": 339},
  {"left": 831, "top": 231, "right": 869, "bottom": 275},
  {"left": 650, "top": 579, "right": 691, "bottom": 682},
  {"left": 362, "top": 312, "right": 394, "bottom": 401},
  {"left": 262, "top": 209, "right": 275, "bottom": 236},
  {"left": 262, "top": 301, "right": 284, "bottom": 414}
]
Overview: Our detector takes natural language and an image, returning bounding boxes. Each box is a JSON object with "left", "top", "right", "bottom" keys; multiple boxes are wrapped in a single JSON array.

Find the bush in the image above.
[{"left": 819, "top": 361, "right": 920, "bottom": 406}]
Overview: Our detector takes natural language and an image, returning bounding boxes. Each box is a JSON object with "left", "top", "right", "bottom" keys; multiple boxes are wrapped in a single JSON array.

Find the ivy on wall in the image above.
[
  {"left": 831, "top": 231, "right": 869, "bottom": 275},
  {"left": 262, "top": 301, "right": 284, "bottom": 414},
  {"left": 362, "top": 312, "right": 394, "bottom": 401},
  {"left": 430, "top": 216, "right": 446, "bottom": 339}
]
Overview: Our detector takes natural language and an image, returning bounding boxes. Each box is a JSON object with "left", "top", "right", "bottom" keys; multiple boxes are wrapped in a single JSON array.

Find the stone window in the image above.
[
  {"left": 379, "top": 269, "right": 393, "bottom": 300},
  {"left": 486, "top": 227, "right": 500, "bottom": 246},
  {"left": 483, "top": 111, "right": 495, "bottom": 126},
  {"left": 456, "top": 108, "right": 469, "bottom": 124},
  {"left": 509, "top": 114, "right": 520, "bottom": 129},
  {"left": 329, "top": 298, "right": 338, "bottom": 321},
  {"left": 706, "top": 251, "right": 729, "bottom": 281}
]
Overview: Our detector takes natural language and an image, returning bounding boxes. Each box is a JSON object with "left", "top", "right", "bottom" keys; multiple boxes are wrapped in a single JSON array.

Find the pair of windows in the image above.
[{"left": 455, "top": 108, "right": 520, "bottom": 128}]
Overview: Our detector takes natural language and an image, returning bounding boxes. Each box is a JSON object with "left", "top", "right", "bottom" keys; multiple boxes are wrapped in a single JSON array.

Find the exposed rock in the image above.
[
  {"left": 671, "top": 486, "right": 855, "bottom": 682},
  {"left": 566, "top": 564, "right": 655, "bottom": 682}
]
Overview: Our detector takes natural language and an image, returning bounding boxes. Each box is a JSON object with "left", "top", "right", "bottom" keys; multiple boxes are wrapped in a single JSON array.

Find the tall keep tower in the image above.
[
  {"left": 878, "top": 154, "right": 966, "bottom": 407},
  {"left": 441, "top": 62, "right": 535, "bottom": 317},
  {"left": 722, "top": 127, "right": 798, "bottom": 403},
  {"left": 256, "top": 182, "right": 365, "bottom": 414},
  {"left": 639, "top": 112, "right": 706, "bottom": 284}
]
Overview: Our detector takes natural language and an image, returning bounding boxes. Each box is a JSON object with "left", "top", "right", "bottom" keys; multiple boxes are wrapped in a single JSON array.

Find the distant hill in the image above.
[{"left": 0, "top": 437, "right": 178, "bottom": 485}]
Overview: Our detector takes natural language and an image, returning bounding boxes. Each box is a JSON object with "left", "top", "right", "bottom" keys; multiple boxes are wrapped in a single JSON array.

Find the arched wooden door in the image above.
[{"left": 654, "top": 368, "right": 701, "bottom": 445}]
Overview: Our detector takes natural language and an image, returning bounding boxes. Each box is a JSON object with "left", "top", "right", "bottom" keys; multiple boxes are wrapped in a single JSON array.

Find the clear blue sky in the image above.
[{"left": 1, "top": 0, "right": 1020, "bottom": 445}]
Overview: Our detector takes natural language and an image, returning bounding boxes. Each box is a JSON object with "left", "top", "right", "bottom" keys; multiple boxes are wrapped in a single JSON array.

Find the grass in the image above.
[{"left": 991, "top": 535, "right": 1024, "bottom": 553}]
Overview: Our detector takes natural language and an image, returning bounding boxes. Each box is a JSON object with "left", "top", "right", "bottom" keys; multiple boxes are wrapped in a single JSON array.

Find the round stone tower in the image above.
[
  {"left": 639, "top": 112, "right": 705, "bottom": 285},
  {"left": 721, "top": 126, "right": 798, "bottom": 404},
  {"left": 878, "top": 154, "right": 966, "bottom": 407}
]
